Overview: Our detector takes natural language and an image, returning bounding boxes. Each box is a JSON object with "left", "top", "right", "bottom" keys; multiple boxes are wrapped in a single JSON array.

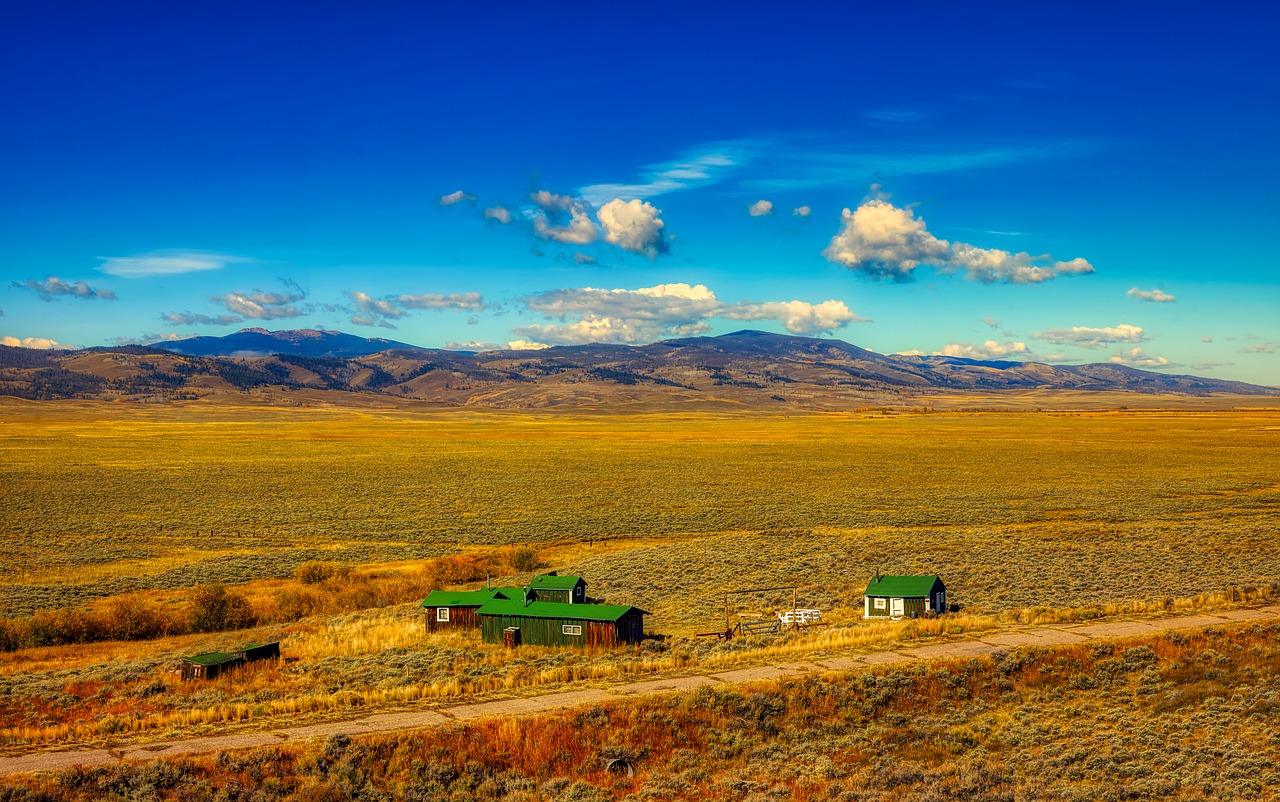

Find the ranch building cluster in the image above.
[{"left": 421, "top": 572, "right": 648, "bottom": 647}]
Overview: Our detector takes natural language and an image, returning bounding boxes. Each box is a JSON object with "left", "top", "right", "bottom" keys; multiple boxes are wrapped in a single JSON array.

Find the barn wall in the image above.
[
  {"left": 530, "top": 589, "right": 571, "bottom": 604},
  {"left": 426, "top": 605, "right": 482, "bottom": 632},
  {"left": 481, "top": 613, "right": 634, "bottom": 647}
]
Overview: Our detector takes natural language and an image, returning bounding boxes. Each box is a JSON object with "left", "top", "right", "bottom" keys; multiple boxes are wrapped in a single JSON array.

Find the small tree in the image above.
[
  {"left": 295, "top": 561, "right": 337, "bottom": 585},
  {"left": 509, "top": 546, "right": 540, "bottom": 574},
  {"left": 190, "top": 584, "right": 256, "bottom": 633}
]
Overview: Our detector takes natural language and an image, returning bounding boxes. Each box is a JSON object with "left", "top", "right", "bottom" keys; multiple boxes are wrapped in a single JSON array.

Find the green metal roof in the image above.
[
  {"left": 421, "top": 588, "right": 512, "bottom": 607},
  {"left": 864, "top": 575, "right": 943, "bottom": 597},
  {"left": 183, "top": 642, "right": 272, "bottom": 665},
  {"left": 529, "top": 574, "right": 585, "bottom": 590},
  {"left": 474, "top": 599, "right": 644, "bottom": 622}
]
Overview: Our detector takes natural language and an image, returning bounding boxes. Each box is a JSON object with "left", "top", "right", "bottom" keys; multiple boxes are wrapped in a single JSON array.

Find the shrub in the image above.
[
  {"left": 296, "top": 561, "right": 338, "bottom": 585},
  {"left": 190, "top": 584, "right": 256, "bottom": 633},
  {"left": 509, "top": 546, "right": 540, "bottom": 574}
]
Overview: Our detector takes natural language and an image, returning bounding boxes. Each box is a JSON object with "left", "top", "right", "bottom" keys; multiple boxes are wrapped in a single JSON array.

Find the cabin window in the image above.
[
  {"left": 436, "top": 608, "right": 450, "bottom": 622},
  {"left": 924, "top": 598, "right": 932, "bottom": 612},
  {"left": 562, "top": 624, "right": 582, "bottom": 636},
  {"left": 874, "top": 598, "right": 886, "bottom": 610}
]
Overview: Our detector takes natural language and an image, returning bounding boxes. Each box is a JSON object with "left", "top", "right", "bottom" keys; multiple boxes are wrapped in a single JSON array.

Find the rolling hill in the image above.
[{"left": 0, "top": 328, "right": 1274, "bottom": 408}]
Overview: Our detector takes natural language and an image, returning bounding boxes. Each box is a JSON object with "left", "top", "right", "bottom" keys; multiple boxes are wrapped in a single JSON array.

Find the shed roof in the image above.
[
  {"left": 529, "top": 574, "right": 586, "bottom": 590},
  {"left": 864, "top": 575, "right": 943, "bottom": 597},
  {"left": 183, "top": 641, "right": 275, "bottom": 666},
  {"left": 475, "top": 599, "right": 645, "bottom": 622},
  {"left": 421, "top": 587, "right": 513, "bottom": 608}
]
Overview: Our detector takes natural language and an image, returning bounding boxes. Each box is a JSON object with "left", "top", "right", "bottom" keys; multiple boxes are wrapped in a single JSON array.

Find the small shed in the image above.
[
  {"left": 527, "top": 573, "right": 587, "bottom": 604},
  {"left": 863, "top": 574, "right": 946, "bottom": 620},
  {"left": 421, "top": 587, "right": 521, "bottom": 632},
  {"left": 181, "top": 641, "right": 280, "bottom": 681},
  {"left": 476, "top": 599, "right": 646, "bottom": 647}
]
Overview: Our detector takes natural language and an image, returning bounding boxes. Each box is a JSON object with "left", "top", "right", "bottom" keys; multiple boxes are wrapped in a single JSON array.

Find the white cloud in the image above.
[
  {"left": 1201, "top": 335, "right": 1213, "bottom": 343},
  {"left": 981, "top": 316, "right": 1001, "bottom": 328},
  {"left": 439, "top": 190, "right": 475, "bottom": 206},
  {"left": 1241, "top": 342, "right": 1276, "bottom": 354},
  {"left": 936, "top": 340, "right": 1031, "bottom": 359},
  {"left": 162, "top": 312, "right": 242, "bottom": 326},
  {"left": 792, "top": 205, "right": 811, "bottom": 217},
  {"left": 1, "top": 335, "right": 73, "bottom": 349},
  {"left": 347, "top": 290, "right": 485, "bottom": 328},
  {"left": 99, "top": 250, "right": 250, "bottom": 278},
  {"left": 484, "top": 205, "right": 512, "bottom": 224},
  {"left": 720, "top": 300, "right": 866, "bottom": 336},
  {"left": 533, "top": 202, "right": 598, "bottom": 246},
  {"left": 211, "top": 279, "right": 308, "bottom": 320},
  {"left": 1032, "top": 324, "right": 1145, "bottom": 349},
  {"left": 578, "top": 141, "right": 761, "bottom": 205},
  {"left": 822, "top": 198, "right": 1094, "bottom": 284},
  {"left": 1127, "top": 287, "right": 1176, "bottom": 303},
  {"left": 596, "top": 198, "right": 667, "bottom": 258},
  {"left": 506, "top": 339, "right": 551, "bottom": 351},
  {"left": 531, "top": 191, "right": 575, "bottom": 211},
  {"left": 517, "top": 283, "right": 862, "bottom": 344},
  {"left": 1108, "top": 347, "right": 1176, "bottom": 369},
  {"left": 14, "top": 276, "right": 117, "bottom": 301},
  {"left": 822, "top": 200, "right": 949, "bottom": 280},
  {"left": 748, "top": 200, "right": 773, "bottom": 217}
]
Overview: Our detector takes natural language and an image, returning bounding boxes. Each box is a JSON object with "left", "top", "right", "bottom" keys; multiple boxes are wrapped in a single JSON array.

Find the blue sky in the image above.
[{"left": 2, "top": 2, "right": 1276, "bottom": 384}]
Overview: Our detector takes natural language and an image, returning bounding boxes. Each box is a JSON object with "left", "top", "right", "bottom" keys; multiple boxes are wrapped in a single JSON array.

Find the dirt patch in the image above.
[{"left": 903, "top": 642, "right": 998, "bottom": 660}]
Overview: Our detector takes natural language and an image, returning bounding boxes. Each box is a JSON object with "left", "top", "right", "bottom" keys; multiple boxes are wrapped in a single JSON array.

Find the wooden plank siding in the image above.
[
  {"left": 425, "top": 605, "right": 484, "bottom": 632},
  {"left": 529, "top": 589, "right": 572, "bottom": 604},
  {"left": 480, "top": 610, "right": 644, "bottom": 647}
]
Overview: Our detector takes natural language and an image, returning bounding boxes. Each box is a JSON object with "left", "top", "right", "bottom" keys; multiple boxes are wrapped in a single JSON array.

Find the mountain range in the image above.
[{"left": 0, "top": 328, "right": 1274, "bottom": 408}]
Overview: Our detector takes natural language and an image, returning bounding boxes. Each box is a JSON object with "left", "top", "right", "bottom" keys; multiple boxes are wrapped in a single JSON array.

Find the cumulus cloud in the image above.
[
  {"left": 1032, "top": 323, "right": 1145, "bottom": 349},
  {"left": 516, "top": 283, "right": 863, "bottom": 344},
  {"left": 1127, "top": 287, "right": 1176, "bottom": 303},
  {"left": 99, "top": 250, "right": 250, "bottom": 278},
  {"left": 720, "top": 300, "right": 865, "bottom": 335},
  {"left": 533, "top": 200, "right": 598, "bottom": 246},
  {"left": 792, "top": 206, "right": 811, "bottom": 217},
  {"left": 162, "top": 312, "right": 243, "bottom": 326},
  {"left": 439, "top": 190, "right": 475, "bottom": 206},
  {"left": 748, "top": 200, "right": 773, "bottom": 217},
  {"left": 1108, "top": 348, "right": 1176, "bottom": 369},
  {"left": 937, "top": 340, "right": 1031, "bottom": 359},
  {"left": 14, "top": 276, "right": 117, "bottom": 301},
  {"left": 597, "top": 199, "right": 667, "bottom": 258},
  {"left": 484, "top": 206, "right": 512, "bottom": 224},
  {"left": 211, "top": 279, "right": 308, "bottom": 320},
  {"left": 823, "top": 198, "right": 1094, "bottom": 284},
  {"left": 1, "top": 335, "right": 73, "bottom": 349}
]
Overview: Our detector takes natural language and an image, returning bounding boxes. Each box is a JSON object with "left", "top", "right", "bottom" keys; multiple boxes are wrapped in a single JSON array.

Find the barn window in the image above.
[
  {"left": 436, "top": 608, "right": 450, "bottom": 622},
  {"left": 562, "top": 624, "right": 582, "bottom": 636},
  {"left": 874, "top": 598, "right": 886, "bottom": 610}
]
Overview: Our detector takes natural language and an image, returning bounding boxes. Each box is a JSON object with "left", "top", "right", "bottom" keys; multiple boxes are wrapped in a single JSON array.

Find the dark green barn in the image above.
[
  {"left": 476, "top": 599, "right": 646, "bottom": 647},
  {"left": 181, "top": 642, "right": 280, "bottom": 680},
  {"left": 421, "top": 587, "right": 523, "bottom": 632},
  {"left": 527, "top": 573, "right": 587, "bottom": 604},
  {"left": 863, "top": 575, "right": 946, "bottom": 620}
]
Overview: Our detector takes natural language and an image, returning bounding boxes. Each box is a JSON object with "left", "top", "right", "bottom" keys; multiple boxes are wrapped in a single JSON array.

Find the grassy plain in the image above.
[
  {"left": 0, "top": 399, "right": 1277, "bottom": 757},
  {"left": 3, "top": 621, "right": 1278, "bottom": 801}
]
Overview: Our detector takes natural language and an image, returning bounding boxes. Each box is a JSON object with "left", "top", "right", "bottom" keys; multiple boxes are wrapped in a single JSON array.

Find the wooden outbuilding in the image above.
[
  {"left": 475, "top": 599, "right": 646, "bottom": 647},
  {"left": 421, "top": 587, "right": 522, "bottom": 632},
  {"left": 181, "top": 641, "right": 280, "bottom": 681},
  {"left": 526, "top": 573, "right": 587, "bottom": 604},
  {"left": 863, "top": 574, "right": 946, "bottom": 620}
]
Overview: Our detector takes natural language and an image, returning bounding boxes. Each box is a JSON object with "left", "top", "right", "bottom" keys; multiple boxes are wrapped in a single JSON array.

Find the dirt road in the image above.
[{"left": 2, "top": 605, "right": 1276, "bottom": 778}]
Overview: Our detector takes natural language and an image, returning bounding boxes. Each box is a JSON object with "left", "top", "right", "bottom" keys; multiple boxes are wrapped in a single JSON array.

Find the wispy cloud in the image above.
[
  {"left": 578, "top": 140, "right": 765, "bottom": 205},
  {"left": 211, "top": 278, "right": 308, "bottom": 320},
  {"left": 1033, "top": 324, "right": 1145, "bottom": 349},
  {"left": 1127, "top": 287, "right": 1176, "bottom": 303},
  {"left": 897, "top": 340, "right": 1030, "bottom": 360},
  {"left": 162, "top": 312, "right": 242, "bottom": 326},
  {"left": 439, "top": 190, "right": 475, "bottom": 206},
  {"left": 346, "top": 290, "right": 484, "bottom": 328},
  {"left": 1240, "top": 342, "right": 1276, "bottom": 354},
  {"left": 14, "top": 276, "right": 116, "bottom": 301},
  {"left": 98, "top": 250, "right": 250, "bottom": 278}
]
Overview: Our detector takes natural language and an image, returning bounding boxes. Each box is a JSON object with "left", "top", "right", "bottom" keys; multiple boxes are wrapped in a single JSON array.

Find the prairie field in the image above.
[{"left": 2, "top": 400, "right": 1277, "bottom": 625}]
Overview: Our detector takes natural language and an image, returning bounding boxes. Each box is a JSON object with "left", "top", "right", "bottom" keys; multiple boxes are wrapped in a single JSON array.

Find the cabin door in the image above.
[{"left": 891, "top": 598, "right": 904, "bottom": 617}]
